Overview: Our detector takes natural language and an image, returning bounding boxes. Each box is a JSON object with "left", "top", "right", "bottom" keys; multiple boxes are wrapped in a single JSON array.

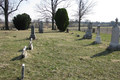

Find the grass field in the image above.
[{"left": 0, "top": 28, "right": 120, "bottom": 80}]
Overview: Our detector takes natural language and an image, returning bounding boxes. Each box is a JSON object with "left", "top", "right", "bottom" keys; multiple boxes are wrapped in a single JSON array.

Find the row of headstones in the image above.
[
  {"left": 82, "top": 18, "right": 120, "bottom": 50},
  {"left": 21, "top": 38, "right": 33, "bottom": 58},
  {"left": 20, "top": 21, "right": 44, "bottom": 79},
  {"left": 29, "top": 21, "right": 43, "bottom": 40},
  {"left": 21, "top": 38, "right": 33, "bottom": 80}
]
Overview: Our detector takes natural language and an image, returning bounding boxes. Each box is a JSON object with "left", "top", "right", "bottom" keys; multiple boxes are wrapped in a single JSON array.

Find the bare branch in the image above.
[
  {"left": 35, "top": 0, "right": 71, "bottom": 30},
  {"left": 8, "top": 0, "right": 26, "bottom": 15},
  {"left": 74, "top": 0, "right": 97, "bottom": 31},
  {"left": 0, "top": 0, "right": 5, "bottom": 10}
]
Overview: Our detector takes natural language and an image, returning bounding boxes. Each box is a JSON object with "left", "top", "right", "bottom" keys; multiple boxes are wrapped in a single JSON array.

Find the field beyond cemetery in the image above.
[{"left": 0, "top": 28, "right": 120, "bottom": 80}]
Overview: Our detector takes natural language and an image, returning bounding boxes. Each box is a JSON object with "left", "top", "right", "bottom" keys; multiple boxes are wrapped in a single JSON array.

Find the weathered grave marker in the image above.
[
  {"left": 21, "top": 64, "right": 25, "bottom": 80},
  {"left": 94, "top": 25, "right": 102, "bottom": 44},
  {"left": 83, "top": 22, "right": 92, "bottom": 39},
  {"left": 107, "top": 18, "right": 120, "bottom": 50},
  {"left": 92, "top": 28, "right": 95, "bottom": 33},
  {"left": 39, "top": 21, "right": 43, "bottom": 33},
  {"left": 30, "top": 25, "right": 36, "bottom": 40},
  {"left": 28, "top": 38, "right": 33, "bottom": 50},
  {"left": 66, "top": 29, "right": 69, "bottom": 33},
  {"left": 21, "top": 46, "right": 27, "bottom": 58}
]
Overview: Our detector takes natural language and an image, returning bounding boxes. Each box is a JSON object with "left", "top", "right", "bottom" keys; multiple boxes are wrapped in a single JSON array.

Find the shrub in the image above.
[
  {"left": 55, "top": 8, "right": 69, "bottom": 32},
  {"left": 13, "top": 13, "right": 31, "bottom": 30}
]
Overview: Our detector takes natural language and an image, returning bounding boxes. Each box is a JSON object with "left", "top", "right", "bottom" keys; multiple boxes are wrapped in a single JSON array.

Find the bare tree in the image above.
[
  {"left": 35, "top": 0, "right": 70, "bottom": 30},
  {"left": 74, "top": 0, "right": 96, "bottom": 31},
  {"left": 0, "top": 0, "right": 27, "bottom": 30}
]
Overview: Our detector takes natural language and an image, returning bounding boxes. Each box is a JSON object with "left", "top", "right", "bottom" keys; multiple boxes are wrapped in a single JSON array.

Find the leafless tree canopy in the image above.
[
  {"left": 74, "top": 0, "right": 96, "bottom": 31},
  {"left": 35, "top": 0, "right": 70, "bottom": 30},
  {"left": 0, "top": 0, "right": 27, "bottom": 15},
  {"left": 35, "top": 0, "right": 70, "bottom": 20},
  {"left": 0, "top": 0, "right": 27, "bottom": 30},
  {"left": 74, "top": 0, "right": 96, "bottom": 19}
]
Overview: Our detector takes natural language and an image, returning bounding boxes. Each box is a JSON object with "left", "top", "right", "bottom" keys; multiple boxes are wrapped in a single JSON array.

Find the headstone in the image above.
[
  {"left": 21, "top": 64, "right": 25, "bottom": 80},
  {"left": 30, "top": 25, "right": 36, "bottom": 40},
  {"left": 92, "top": 28, "right": 95, "bottom": 33},
  {"left": 66, "top": 29, "right": 69, "bottom": 33},
  {"left": 39, "top": 21, "right": 43, "bottom": 33},
  {"left": 28, "top": 38, "right": 33, "bottom": 50},
  {"left": 107, "top": 18, "right": 120, "bottom": 51},
  {"left": 21, "top": 46, "right": 27, "bottom": 58},
  {"left": 83, "top": 22, "right": 92, "bottom": 39},
  {"left": 77, "top": 35, "right": 80, "bottom": 37},
  {"left": 94, "top": 25, "right": 102, "bottom": 44}
]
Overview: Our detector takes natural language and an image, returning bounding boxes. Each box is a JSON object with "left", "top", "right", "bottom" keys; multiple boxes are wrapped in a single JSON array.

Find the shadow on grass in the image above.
[
  {"left": 91, "top": 49, "right": 113, "bottom": 58},
  {"left": 83, "top": 42, "right": 99, "bottom": 46},
  {"left": 35, "top": 30, "right": 61, "bottom": 33},
  {"left": 14, "top": 38, "right": 30, "bottom": 41},
  {"left": 11, "top": 49, "right": 25, "bottom": 61},
  {"left": 18, "top": 49, "right": 23, "bottom": 52},
  {"left": 76, "top": 38, "right": 84, "bottom": 41},
  {"left": 17, "top": 77, "right": 21, "bottom": 80},
  {"left": 76, "top": 38, "right": 93, "bottom": 41},
  {"left": 10, "top": 55, "right": 23, "bottom": 61}
]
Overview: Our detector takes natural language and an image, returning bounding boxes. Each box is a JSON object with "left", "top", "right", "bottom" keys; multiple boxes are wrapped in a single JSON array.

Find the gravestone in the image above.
[
  {"left": 107, "top": 18, "right": 120, "bottom": 50},
  {"left": 30, "top": 25, "right": 36, "bottom": 40},
  {"left": 39, "top": 21, "right": 43, "bottom": 33},
  {"left": 66, "top": 29, "right": 69, "bottom": 33},
  {"left": 83, "top": 22, "right": 92, "bottom": 39},
  {"left": 94, "top": 25, "right": 102, "bottom": 44},
  {"left": 28, "top": 38, "right": 33, "bottom": 50},
  {"left": 21, "top": 46, "right": 27, "bottom": 58},
  {"left": 21, "top": 64, "right": 25, "bottom": 80},
  {"left": 92, "top": 28, "right": 95, "bottom": 33}
]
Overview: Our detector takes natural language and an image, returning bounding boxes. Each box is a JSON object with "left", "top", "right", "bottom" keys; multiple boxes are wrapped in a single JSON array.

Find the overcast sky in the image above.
[{"left": 1, "top": 0, "right": 120, "bottom": 22}]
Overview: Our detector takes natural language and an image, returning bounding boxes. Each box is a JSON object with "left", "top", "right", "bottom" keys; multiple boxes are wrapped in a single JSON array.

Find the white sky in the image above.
[{"left": 2, "top": 0, "right": 120, "bottom": 22}]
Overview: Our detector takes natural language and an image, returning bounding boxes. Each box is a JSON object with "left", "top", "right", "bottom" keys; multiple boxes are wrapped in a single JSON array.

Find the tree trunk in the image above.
[
  {"left": 5, "top": 0, "right": 9, "bottom": 30},
  {"left": 78, "top": 18, "right": 81, "bottom": 31},
  {"left": 5, "top": 13, "right": 9, "bottom": 30},
  {"left": 51, "top": 0, "right": 54, "bottom": 30},
  {"left": 52, "top": 16, "right": 54, "bottom": 30}
]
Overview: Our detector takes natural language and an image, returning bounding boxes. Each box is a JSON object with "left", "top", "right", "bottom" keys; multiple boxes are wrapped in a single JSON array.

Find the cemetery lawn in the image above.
[{"left": 0, "top": 29, "right": 120, "bottom": 80}]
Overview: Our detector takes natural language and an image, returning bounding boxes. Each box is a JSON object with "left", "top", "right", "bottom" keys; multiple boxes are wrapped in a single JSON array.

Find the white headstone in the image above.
[
  {"left": 83, "top": 22, "right": 92, "bottom": 39},
  {"left": 21, "top": 64, "right": 25, "bottom": 80},
  {"left": 94, "top": 25, "right": 102, "bottom": 44},
  {"left": 107, "top": 18, "right": 120, "bottom": 51},
  {"left": 110, "top": 18, "right": 119, "bottom": 47},
  {"left": 28, "top": 41, "right": 33, "bottom": 50},
  {"left": 21, "top": 46, "right": 27, "bottom": 58}
]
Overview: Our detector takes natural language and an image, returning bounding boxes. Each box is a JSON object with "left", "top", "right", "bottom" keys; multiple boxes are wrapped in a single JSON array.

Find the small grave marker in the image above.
[
  {"left": 28, "top": 38, "right": 33, "bottom": 50},
  {"left": 21, "top": 46, "right": 27, "bottom": 58},
  {"left": 83, "top": 22, "right": 92, "bottom": 39},
  {"left": 94, "top": 25, "right": 102, "bottom": 44},
  {"left": 21, "top": 64, "right": 25, "bottom": 80}
]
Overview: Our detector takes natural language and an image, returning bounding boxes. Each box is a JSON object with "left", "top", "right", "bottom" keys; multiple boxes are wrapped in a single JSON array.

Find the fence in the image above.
[{"left": 0, "top": 22, "right": 113, "bottom": 34}]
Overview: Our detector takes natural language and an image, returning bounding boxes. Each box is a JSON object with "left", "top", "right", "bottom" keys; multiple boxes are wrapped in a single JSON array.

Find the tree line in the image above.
[{"left": 0, "top": 0, "right": 96, "bottom": 30}]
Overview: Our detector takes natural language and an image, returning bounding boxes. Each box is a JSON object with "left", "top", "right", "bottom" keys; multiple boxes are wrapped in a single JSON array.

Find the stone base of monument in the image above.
[
  {"left": 107, "top": 44, "right": 120, "bottom": 51},
  {"left": 30, "top": 34, "right": 36, "bottom": 40},
  {"left": 83, "top": 34, "right": 92, "bottom": 39},
  {"left": 39, "top": 30, "right": 43, "bottom": 33},
  {"left": 94, "top": 37, "right": 102, "bottom": 44}
]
